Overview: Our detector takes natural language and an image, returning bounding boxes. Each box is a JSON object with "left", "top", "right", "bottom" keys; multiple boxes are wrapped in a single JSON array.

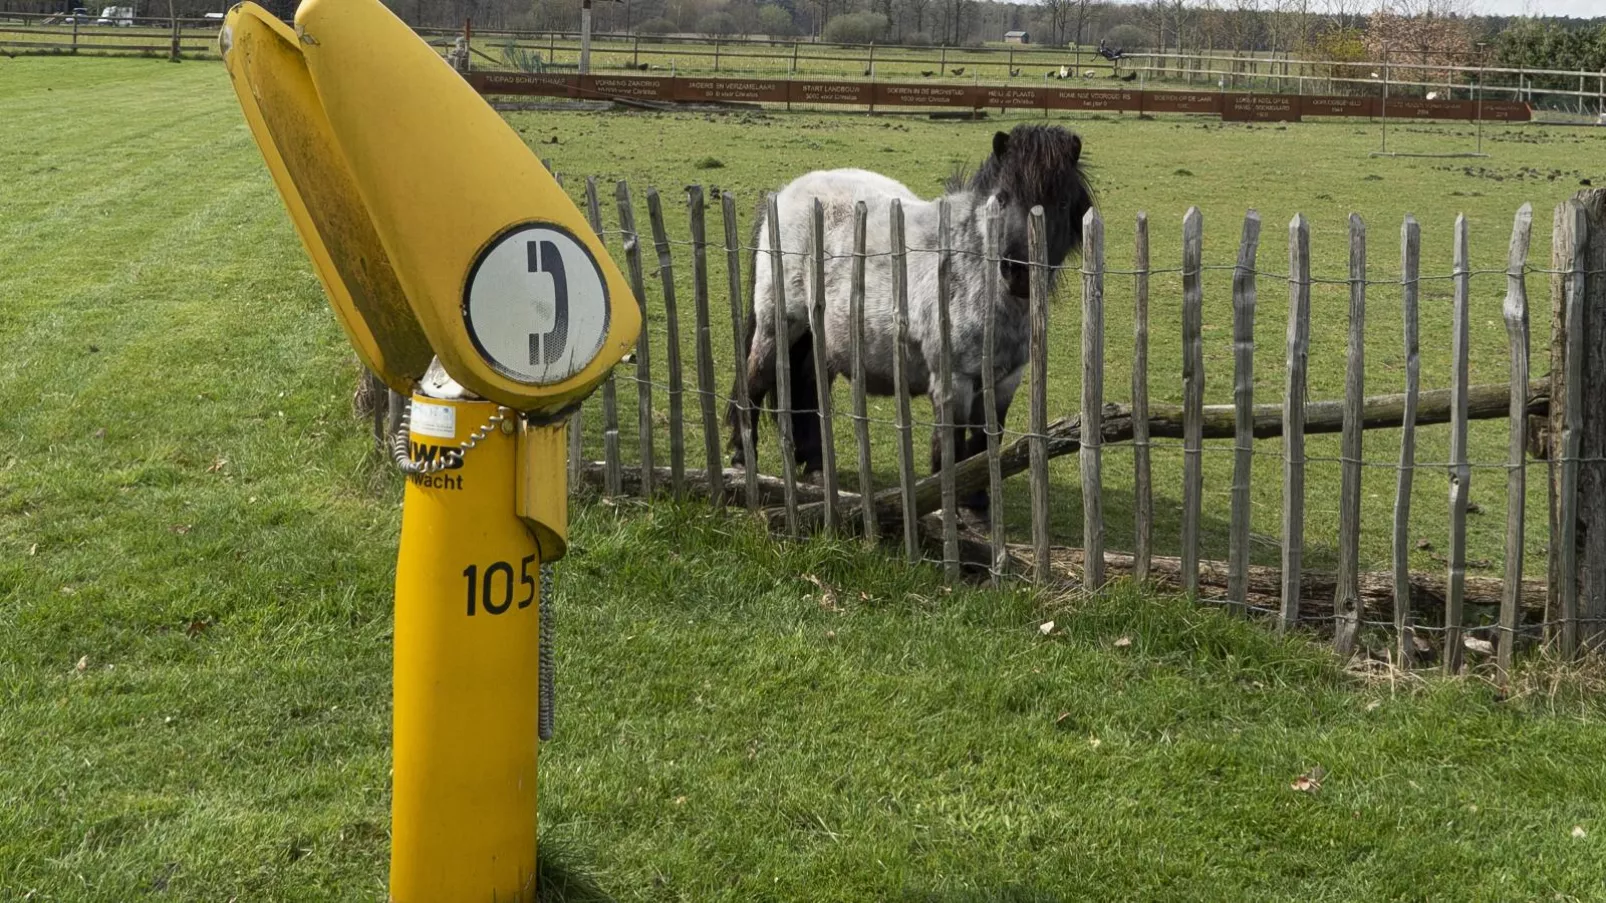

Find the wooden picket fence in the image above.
[{"left": 401, "top": 177, "right": 1602, "bottom": 672}]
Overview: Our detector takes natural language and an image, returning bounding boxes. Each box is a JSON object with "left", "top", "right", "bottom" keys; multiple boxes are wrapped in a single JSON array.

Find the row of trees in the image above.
[
  {"left": 366, "top": 0, "right": 1605, "bottom": 74},
  {"left": 1496, "top": 19, "right": 1606, "bottom": 86}
]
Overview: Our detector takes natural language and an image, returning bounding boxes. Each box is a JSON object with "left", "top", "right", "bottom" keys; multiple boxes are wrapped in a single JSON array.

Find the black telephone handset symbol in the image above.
[{"left": 527, "top": 240, "right": 569, "bottom": 366}]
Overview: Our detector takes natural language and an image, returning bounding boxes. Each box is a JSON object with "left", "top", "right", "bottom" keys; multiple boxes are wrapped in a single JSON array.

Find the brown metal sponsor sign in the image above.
[
  {"left": 976, "top": 85, "right": 1047, "bottom": 110},
  {"left": 468, "top": 71, "right": 577, "bottom": 98},
  {"left": 581, "top": 75, "right": 673, "bottom": 101},
  {"left": 1142, "top": 90, "right": 1221, "bottom": 114},
  {"left": 1043, "top": 87, "right": 1139, "bottom": 111},
  {"left": 675, "top": 78, "right": 789, "bottom": 104},
  {"left": 1223, "top": 93, "right": 1300, "bottom": 121},
  {"left": 873, "top": 82, "right": 979, "bottom": 108},
  {"left": 1301, "top": 95, "right": 1375, "bottom": 117},
  {"left": 1475, "top": 100, "right": 1532, "bottom": 122},
  {"left": 789, "top": 80, "right": 873, "bottom": 105},
  {"left": 1380, "top": 98, "right": 1474, "bottom": 120}
]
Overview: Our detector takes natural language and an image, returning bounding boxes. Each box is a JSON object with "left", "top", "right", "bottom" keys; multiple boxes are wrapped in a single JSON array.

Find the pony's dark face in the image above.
[{"left": 968, "top": 124, "right": 1093, "bottom": 298}]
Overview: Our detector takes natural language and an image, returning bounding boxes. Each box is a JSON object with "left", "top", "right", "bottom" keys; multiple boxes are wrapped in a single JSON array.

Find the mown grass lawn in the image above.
[{"left": 4, "top": 56, "right": 1606, "bottom": 901}]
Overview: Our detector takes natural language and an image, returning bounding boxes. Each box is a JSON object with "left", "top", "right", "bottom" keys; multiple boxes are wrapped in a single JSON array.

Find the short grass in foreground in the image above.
[{"left": 5, "top": 57, "right": 1606, "bottom": 902}]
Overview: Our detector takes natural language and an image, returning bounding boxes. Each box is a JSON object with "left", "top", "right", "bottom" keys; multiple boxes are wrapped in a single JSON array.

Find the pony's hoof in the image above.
[{"left": 960, "top": 491, "right": 991, "bottom": 514}]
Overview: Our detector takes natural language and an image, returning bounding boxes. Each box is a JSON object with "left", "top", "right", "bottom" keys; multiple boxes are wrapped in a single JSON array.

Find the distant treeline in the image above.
[{"left": 6, "top": 0, "right": 1604, "bottom": 77}]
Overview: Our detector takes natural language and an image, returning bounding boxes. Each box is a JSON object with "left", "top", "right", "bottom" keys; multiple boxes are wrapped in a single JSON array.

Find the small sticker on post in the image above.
[{"left": 411, "top": 401, "right": 457, "bottom": 438}]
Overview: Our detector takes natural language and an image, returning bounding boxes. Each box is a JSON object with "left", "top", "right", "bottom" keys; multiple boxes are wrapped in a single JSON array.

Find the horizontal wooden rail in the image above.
[{"left": 467, "top": 70, "right": 1533, "bottom": 121}]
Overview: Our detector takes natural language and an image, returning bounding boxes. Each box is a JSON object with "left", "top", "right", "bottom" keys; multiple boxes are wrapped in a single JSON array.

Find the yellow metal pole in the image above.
[{"left": 392, "top": 393, "right": 553, "bottom": 901}]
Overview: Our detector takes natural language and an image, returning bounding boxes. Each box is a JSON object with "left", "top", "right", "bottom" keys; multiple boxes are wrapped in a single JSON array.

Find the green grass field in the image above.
[{"left": 5, "top": 56, "right": 1606, "bottom": 901}]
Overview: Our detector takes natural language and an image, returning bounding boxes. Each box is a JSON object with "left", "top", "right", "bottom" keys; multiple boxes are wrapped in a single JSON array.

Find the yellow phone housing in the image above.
[
  {"left": 219, "top": 6, "right": 434, "bottom": 393},
  {"left": 221, "top": 0, "right": 639, "bottom": 412}
]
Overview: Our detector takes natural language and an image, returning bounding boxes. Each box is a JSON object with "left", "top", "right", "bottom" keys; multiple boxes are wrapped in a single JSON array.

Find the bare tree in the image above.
[{"left": 1040, "top": 0, "right": 1072, "bottom": 45}]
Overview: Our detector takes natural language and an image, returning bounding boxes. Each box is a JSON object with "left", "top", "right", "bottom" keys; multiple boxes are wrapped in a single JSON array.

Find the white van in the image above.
[{"left": 94, "top": 6, "right": 134, "bottom": 26}]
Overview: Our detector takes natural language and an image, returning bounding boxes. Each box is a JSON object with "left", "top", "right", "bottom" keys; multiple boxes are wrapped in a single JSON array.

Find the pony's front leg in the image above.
[
  {"left": 959, "top": 366, "right": 1023, "bottom": 513},
  {"left": 730, "top": 329, "right": 777, "bottom": 470},
  {"left": 928, "top": 375, "right": 976, "bottom": 492}
]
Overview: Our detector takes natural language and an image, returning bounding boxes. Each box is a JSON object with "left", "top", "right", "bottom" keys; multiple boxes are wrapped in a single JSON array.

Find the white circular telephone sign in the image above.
[{"left": 463, "top": 222, "right": 611, "bottom": 386}]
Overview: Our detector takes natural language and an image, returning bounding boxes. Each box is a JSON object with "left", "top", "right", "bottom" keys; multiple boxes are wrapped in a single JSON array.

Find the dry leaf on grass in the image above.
[
  {"left": 1038, "top": 620, "right": 1056, "bottom": 636},
  {"left": 803, "top": 574, "right": 841, "bottom": 613},
  {"left": 1113, "top": 636, "right": 1132, "bottom": 648},
  {"left": 1291, "top": 765, "right": 1327, "bottom": 793},
  {"left": 1573, "top": 825, "right": 1588, "bottom": 838},
  {"left": 74, "top": 655, "right": 89, "bottom": 673}
]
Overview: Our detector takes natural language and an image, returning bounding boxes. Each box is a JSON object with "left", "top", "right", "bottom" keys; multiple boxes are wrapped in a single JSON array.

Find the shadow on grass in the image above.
[{"left": 537, "top": 834, "right": 616, "bottom": 903}]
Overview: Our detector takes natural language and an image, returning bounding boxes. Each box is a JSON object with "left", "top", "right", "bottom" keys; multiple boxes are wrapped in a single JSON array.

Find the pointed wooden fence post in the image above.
[
  {"left": 808, "top": 198, "right": 840, "bottom": 536},
  {"left": 891, "top": 199, "right": 920, "bottom": 562},
  {"left": 766, "top": 192, "right": 801, "bottom": 537},
  {"left": 850, "top": 201, "right": 878, "bottom": 542},
  {"left": 721, "top": 191, "right": 760, "bottom": 512},
  {"left": 1335, "top": 213, "right": 1366, "bottom": 659},
  {"left": 1132, "top": 212, "right": 1152, "bottom": 583},
  {"left": 1227, "top": 210, "right": 1261, "bottom": 615},
  {"left": 1499, "top": 204, "right": 1533, "bottom": 676},
  {"left": 1445, "top": 214, "right": 1472, "bottom": 674},
  {"left": 1393, "top": 215, "right": 1421, "bottom": 664},
  {"left": 1281, "top": 214, "right": 1310, "bottom": 632},
  {"left": 1081, "top": 207, "right": 1106, "bottom": 590},
  {"left": 1029, "top": 205, "right": 1051, "bottom": 585},
  {"left": 982, "top": 198, "right": 1006, "bottom": 585},
  {"left": 585, "top": 177, "right": 622, "bottom": 498},
  {"left": 687, "top": 185, "right": 724, "bottom": 510},
  {"left": 1180, "top": 207, "right": 1204, "bottom": 597},
  {"left": 937, "top": 199, "right": 959, "bottom": 579},
  {"left": 615, "top": 180, "right": 654, "bottom": 496},
  {"left": 646, "top": 188, "right": 686, "bottom": 500}
]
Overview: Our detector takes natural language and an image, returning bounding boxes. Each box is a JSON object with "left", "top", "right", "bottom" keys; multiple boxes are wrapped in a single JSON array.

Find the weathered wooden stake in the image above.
[
  {"left": 1393, "top": 215, "right": 1420, "bottom": 664},
  {"left": 851, "top": 201, "right": 877, "bottom": 542},
  {"left": 1555, "top": 199, "right": 1589, "bottom": 656},
  {"left": 767, "top": 193, "right": 800, "bottom": 537},
  {"left": 1335, "top": 213, "right": 1366, "bottom": 658},
  {"left": 1499, "top": 203, "right": 1533, "bottom": 676},
  {"left": 646, "top": 188, "right": 686, "bottom": 500},
  {"left": 809, "top": 198, "right": 840, "bottom": 535},
  {"left": 1081, "top": 207, "right": 1106, "bottom": 590},
  {"left": 1181, "top": 207, "right": 1204, "bottom": 596},
  {"left": 1281, "top": 214, "right": 1310, "bottom": 632},
  {"left": 937, "top": 199, "right": 959, "bottom": 579},
  {"left": 891, "top": 199, "right": 920, "bottom": 562},
  {"left": 585, "top": 178, "right": 622, "bottom": 498},
  {"left": 1445, "top": 213, "right": 1472, "bottom": 674},
  {"left": 1227, "top": 210, "right": 1261, "bottom": 614},
  {"left": 1132, "top": 212, "right": 1152, "bottom": 582},
  {"left": 721, "top": 191, "right": 760, "bottom": 512},
  {"left": 687, "top": 186, "right": 724, "bottom": 510},
  {"left": 614, "top": 180, "right": 654, "bottom": 496},
  {"left": 1029, "top": 205, "right": 1052, "bottom": 585},
  {"left": 981, "top": 199, "right": 1006, "bottom": 585}
]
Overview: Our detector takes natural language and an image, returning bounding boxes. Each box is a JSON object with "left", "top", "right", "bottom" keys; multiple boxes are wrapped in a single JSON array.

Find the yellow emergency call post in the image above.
[{"left": 218, "top": 0, "right": 640, "bottom": 897}]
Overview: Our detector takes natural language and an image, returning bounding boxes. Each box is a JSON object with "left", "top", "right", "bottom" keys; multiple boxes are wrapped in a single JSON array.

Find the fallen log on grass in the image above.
[{"left": 775, "top": 377, "right": 1552, "bottom": 537}]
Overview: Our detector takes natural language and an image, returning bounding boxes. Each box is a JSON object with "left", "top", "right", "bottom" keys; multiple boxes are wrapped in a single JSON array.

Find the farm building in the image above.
[{"left": 1003, "top": 30, "right": 1029, "bottom": 44}]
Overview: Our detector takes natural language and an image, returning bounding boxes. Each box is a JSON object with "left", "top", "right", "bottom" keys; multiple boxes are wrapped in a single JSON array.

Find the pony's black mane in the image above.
[{"left": 958, "top": 124, "right": 1093, "bottom": 225}]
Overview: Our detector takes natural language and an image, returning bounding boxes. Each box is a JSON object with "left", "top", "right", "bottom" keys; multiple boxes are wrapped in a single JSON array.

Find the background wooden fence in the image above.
[{"left": 361, "top": 178, "right": 1605, "bottom": 673}]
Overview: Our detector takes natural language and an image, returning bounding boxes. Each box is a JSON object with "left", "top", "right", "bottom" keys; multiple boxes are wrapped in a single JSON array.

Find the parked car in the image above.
[
  {"left": 93, "top": 5, "right": 133, "bottom": 26},
  {"left": 59, "top": 7, "right": 92, "bottom": 23}
]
